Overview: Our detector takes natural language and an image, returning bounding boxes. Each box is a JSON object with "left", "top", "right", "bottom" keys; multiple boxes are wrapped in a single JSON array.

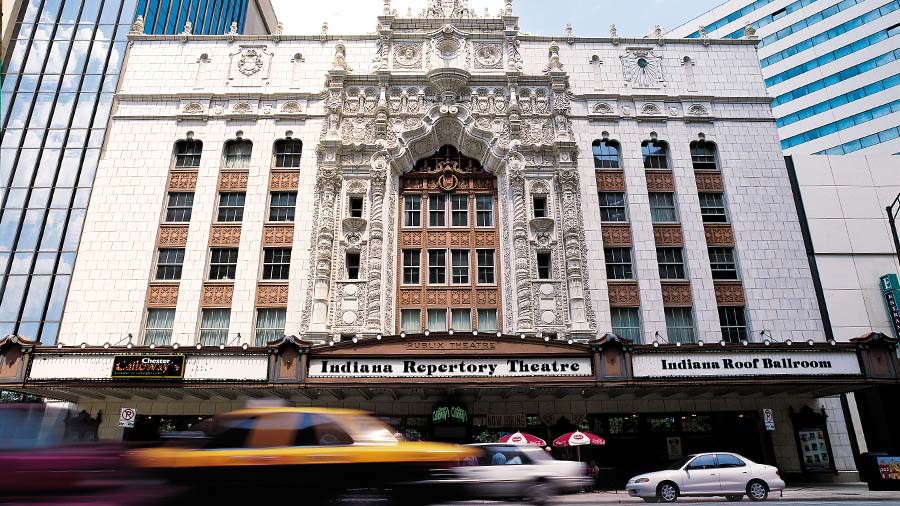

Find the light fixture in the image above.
[
  {"left": 544, "top": 336, "right": 550, "bottom": 342},
  {"left": 196, "top": 343, "right": 202, "bottom": 349},
  {"left": 149, "top": 343, "right": 155, "bottom": 349},
  {"left": 126, "top": 343, "right": 133, "bottom": 349},
  {"left": 520, "top": 334, "right": 526, "bottom": 340},
  {"left": 57, "top": 342, "right": 64, "bottom": 349},
  {"left": 763, "top": 339, "right": 771, "bottom": 346},
  {"left": 697, "top": 340, "right": 704, "bottom": 347},
  {"left": 807, "top": 339, "right": 815, "bottom": 346},
  {"left": 719, "top": 340, "right": 726, "bottom": 347},
  {"left": 376, "top": 334, "right": 382, "bottom": 340},
  {"left": 352, "top": 337, "right": 358, "bottom": 343},
  {"left": 241, "top": 343, "right": 248, "bottom": 350},
  {"left": 496, "top": 331, "right": 502, "bottom": 337},
  {"left": 218, "top": 344, "right": 225, "bottom": 350},
  {"left": 652, "top": 341, "right": 659, "bottom": 348},
  {"left": 448, "top": 329, "right": 454, "bottom": 335},
  {"left": 328, "top": 341, "right": 334, "bottom": 346},
  {"left": 829, "top": 339, "right": 837, "bottom": 346},
  {"left": 785, "top": 339, "right": 793, "bottom": 346},
  {"left": 741, "top": 340, "right": 748, "bottom": 346},
  {"left": 400, "top": 331, "right": 406, "bottom": 338},
  {"left": 80, "top": 342, "right": 87, "bottom": 349},
  {"left": 424, "top": 330, "right": 430, "bottom": 337},
  {"left": 173, "top": 343, "right": 180, "bottom": 349},
  {"left": 103, "top": 342, "right": 110, "bottom": 349},
  {"left": 675, "top": 341, "right": 682, "bottom": 347},
  {"left": 473, "top": 330, "right": 478, "bottom": 336},
  {"left": 567, "top": 339, "right": 573, "bottom": 344}
]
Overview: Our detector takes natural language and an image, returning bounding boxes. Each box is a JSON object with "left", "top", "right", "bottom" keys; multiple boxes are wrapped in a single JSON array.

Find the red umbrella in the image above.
[
  {"left": 498, "top": 431, "right": 547, "bottom": 446},
  {"left": 552, "top": 430, "right": 606, "bottom": 461}
]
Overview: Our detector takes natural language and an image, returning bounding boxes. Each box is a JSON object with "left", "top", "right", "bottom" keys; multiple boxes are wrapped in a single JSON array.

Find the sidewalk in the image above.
[{"left": 556, "top": 483, "right": 900, "bottom": 503}]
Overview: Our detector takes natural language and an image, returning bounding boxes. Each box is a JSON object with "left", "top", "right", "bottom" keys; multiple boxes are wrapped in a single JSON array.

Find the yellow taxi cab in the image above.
[{"left": 128, "top": 407, "right": 479, "bottom": 505}]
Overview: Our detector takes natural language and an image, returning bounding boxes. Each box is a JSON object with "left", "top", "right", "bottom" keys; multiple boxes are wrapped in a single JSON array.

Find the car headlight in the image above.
[{"left": 632, "top": 477, "right": 650, "bottom": 484}]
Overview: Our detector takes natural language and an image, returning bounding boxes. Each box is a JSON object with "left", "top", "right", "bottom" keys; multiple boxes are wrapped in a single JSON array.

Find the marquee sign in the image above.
[
  {"left": 111, "top": 355, "right": 185, "bottom": 379},
  {"left": 308, "top": 357, "right": 593, "bottom": 379},
  {"left": 632, "top": 351, "right": 861, "bottom": 378}
]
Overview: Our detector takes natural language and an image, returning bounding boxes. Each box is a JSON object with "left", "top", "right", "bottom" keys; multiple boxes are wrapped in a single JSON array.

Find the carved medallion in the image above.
[
  {"left": 621, "top": 48, "right": 664, "bottom": 88},
  {"left": 474, "top": 43, "right": 502, "bottom": 69},
  {"left": 394, "top": 44, "right": 422, "bottom": 68},
  {"left": 238, "top": 49, "right": 264, "bottom": 76}
]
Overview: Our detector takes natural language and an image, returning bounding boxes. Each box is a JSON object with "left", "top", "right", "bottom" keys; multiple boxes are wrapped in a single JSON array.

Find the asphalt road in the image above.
[{"left": 456, "top": 501, "right": 900, "bottom": 505}]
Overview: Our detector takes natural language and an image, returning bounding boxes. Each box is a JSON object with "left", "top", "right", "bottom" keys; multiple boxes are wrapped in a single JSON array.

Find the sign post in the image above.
[
  {"left": 880, "top": 274, "right": 900, "bottom": 339},
  {"left": 118, "top": 407, "right": 136, "bottom": 428}
]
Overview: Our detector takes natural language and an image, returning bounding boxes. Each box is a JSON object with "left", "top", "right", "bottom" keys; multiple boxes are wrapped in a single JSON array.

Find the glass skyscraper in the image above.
[{"left": 0, "top": 0, "right": 276, "bottom": 344}]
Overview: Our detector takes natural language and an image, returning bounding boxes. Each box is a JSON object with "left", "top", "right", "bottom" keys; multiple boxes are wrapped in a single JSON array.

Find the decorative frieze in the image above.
[
  {"left": 715, "top": 281, "right": 745, "bottom": 306},
  {"left": 653, "top": 224, "right": 684, "bottom": 246},
  {"left": 595, "top": 171, "right": 625, "bottom": 191},
  {"left": 661, "top": 281, "right": 693, "bottom": 307},
  {"left": 645, "top": 170, "right": 675, "bottom": 192},
  {"left": 167, "top": 170, "right": 198, "bottom": 191},
  {"left": 608, "top": 281, "right": 640, "bottom": 307},
  {"left": 157, "top": 225, "right": 188, "bottom": 247},
  {"left": 263, "top": 225, "right": 294, "bottom": 246},
  {"left": 270, "top": 171, "right": 299, "bottom": 190},
  {"left": 146, "top": 284, "right": 179, "bottom": 307},
  {"left": 218, "top": 171, "right": 249, "bottom": 191},
  {"left": 602, "top": 224, "right": 632, "bottom": 246},
  {"left": 209, "top": 225, "right": 242, "bottom": 246},
  {"left": 694, "top": 172, "right": 724, "bottom": 192},
  {"left": 704, "top": 224, "right": 735, "bottom": 246},
  {"left": 201, "top": 283, "right": 234, "bottom": 307},
  {"left": 256, "top": 284, "right": 289, "bottom": 306}
]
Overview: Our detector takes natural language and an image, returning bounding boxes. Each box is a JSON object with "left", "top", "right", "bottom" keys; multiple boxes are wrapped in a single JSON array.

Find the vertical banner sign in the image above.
[
  {"left": 763, "top": 409, "right": 776, "bottom": 431},
  {"left": 118, "top": 407, "right": 136, "bottom": 428},
  {"left": 880, "top": 274, "right": 900, "bottom": 339}
]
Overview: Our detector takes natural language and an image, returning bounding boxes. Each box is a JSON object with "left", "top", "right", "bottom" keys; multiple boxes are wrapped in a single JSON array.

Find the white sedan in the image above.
[{"left": 625, "top": 452, "right": 785, "bottom": 503}]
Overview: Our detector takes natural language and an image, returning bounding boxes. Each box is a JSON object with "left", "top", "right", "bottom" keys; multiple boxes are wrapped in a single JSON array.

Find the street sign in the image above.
[
  {"left": 763, "top": 408, "right": 776, "bottom": 431},
  {"left": 880, "top": 274, "right": 900, "bottom": 339},
  {"left": 118, "top": 407, "right": 136, "bottom": 428}
]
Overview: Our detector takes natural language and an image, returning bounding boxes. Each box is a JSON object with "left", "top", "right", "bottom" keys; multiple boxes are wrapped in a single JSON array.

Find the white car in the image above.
[
  {"left": 625, "top": 452, "right": 785, "bottom": 503},
  {"left": 447, "top": 443, "right": 592, "bottom": 504}
]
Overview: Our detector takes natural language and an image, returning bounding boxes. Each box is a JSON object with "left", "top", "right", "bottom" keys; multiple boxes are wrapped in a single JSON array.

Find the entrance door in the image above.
[{"left": 681, "top": 454, "right": 721, "bottom": 494}]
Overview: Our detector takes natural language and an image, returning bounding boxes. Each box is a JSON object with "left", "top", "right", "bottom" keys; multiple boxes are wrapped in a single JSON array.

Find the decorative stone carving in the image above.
[
  {"left": 333, "top": 40, "right": 352, "bottom": 71},
  {"left": 146, "top": 284, "right": 178, "bottom": 307},
  {"left": 157, "top": 225, "right": 188, "bottom": 247},
  {"left": 704, "top": 224, "right": 735, "bottom": 246},
  {"left": 653, "top": 224, "right": 684, "bottom": 246},
  {"left": 256, "top": 284, "right": 289, "bottom": 306},
  {"left": 340, "top": 117, "right": 377, "bottom": 145},
  {"left": 595, "top": 171, "right": 625, "bottom": 191},
  {"left": 544, "top": 41, "right": 564, "bottom": 73},
  {"left": 231, "top": 102, "right": 253, "bottom": 115},
  {"left": 131, "top": 15, "right": 144, "bottom": 34},
  {"left": 238, "top": 48, "right": 264, "bottom": 76},
  {"left": 694, "top": 172, "right": 724, "bottom": 191},
  {"left": 365, "top": 159, "right": 388, "bottom": 330},
  {"left": 394, "top": 44, "right": 422, "bottom": 68},
  {"left": 602, "top": 224, "right": 632, "bottom": 246},
  {"left": 263, "top": 225, "right": 294, "bottom": 246},
  {"left": 167, "top": 171, "right": 197, "bottom": 191},
  {"left": 661, "top": 281, "right": 692, "bottom": 307},
  {"left": 424, "top": 0, "right": 473, "bottom": 18},
  {"left": 209, "top": 225, "right": 242, "bottom": 246},
  {"left": 270, "top": 171, "right": 299, "bottom": 190},
  {"left": 474, "top": 43, "right": 503, "bottom": 69},
  {"left": 201, "top": 283, "right": 234, "bottom": 307},
  {"left": 640, "top": 103, "right": 662, "bottom": 116},
  {"left": 530, "top": 180, "right": 550, "bottom": 195},
  {"left": 592, "top": 102, "right": 614, "bottom": 115},
  {"left": 557, "top": 166, "right": 596, "bottom": 333},
  {"left": 645, "top": 170, "right": 674, "bottom": 191},
  {"left": 344, "top": 87, "right": 378, "bottom": 114},
  {"left": 715, "top": 281, "right": 745, "bottom": 305},
  {"left": 218, "top": 171, "right": 248, "bottom": 190},
  {"left": 608, "top": 281, "right": 640, "bottom": 307},
  {"left": 688, "top": 104, "right": 709, "bottom": 116},
  {"left": 508, "top": 157, "right": 534, "bottom": 331},
  {"left": 621, "top": 48, "right": 664, "bottom": 88},
  {"left": 281, "top": 101, "right": 303, "bottom": 113},
  {"left": 182, "top": 102, "right": 204, "bottom": 114},
  {"left": 228, "top": 45, "right": 272, "bottom": 85}
]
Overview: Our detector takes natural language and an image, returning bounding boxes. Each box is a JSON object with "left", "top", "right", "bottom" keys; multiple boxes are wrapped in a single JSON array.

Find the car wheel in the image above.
[
  {"left": 656, "top": 482, "right": 679, "bottom": 503},
  {"left": 747, "top": 480, "right": 769, "bottom": 502},
  {"left": 726, "top": 495, "right": 743, "bottom": 502},
  {"left": 527, "top": 480, "right": 557, "bottom": 505}
]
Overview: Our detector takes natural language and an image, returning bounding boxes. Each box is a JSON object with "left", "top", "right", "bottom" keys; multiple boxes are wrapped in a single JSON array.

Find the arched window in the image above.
[
  {"left": 690, "top": 140, "right": 719, "bottom": 171},
  {"left": 173, "top": 139, "right": 203, "bottom": 168},
  {"left": 592, "top": 139, "right": 620, "bottom": 169},
  {"left": 641, "top": 139, "right": 669, "bottom": 169},
  {"left": 223, "top": 139, "right": 252, "bottom": 168},
  {"left": 273, "top": 138, "right": 303, "bottom": 168}
]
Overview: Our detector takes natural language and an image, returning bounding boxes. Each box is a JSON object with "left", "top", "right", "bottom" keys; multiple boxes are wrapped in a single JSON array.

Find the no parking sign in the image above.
[{"left": 118, "top": 408, "right": 137, "bottom": 428}]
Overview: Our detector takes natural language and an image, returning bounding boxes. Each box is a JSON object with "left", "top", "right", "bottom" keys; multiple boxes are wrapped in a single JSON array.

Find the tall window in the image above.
[
  {"left": 451, "top": 250, "right": 470, "bottom": 284},
  {"left": 719, "top": 306, "right": 748, "bottom": 343},
  {"left": 346, "top": 252, "right": 361, "bottom": 279},
  {"left": 429, "top": 194, "right": 447, "bottom": 227},
  {"left": 402, "top": 250, "right": 420, "bottom": 284},
  {"left": 451, "top": 195, "right": 469, "bottom": 226},
  {"left": 657, "top": 248, "right": 686, "bottom": 279},
  {"left": 533, "top": 195, "right": 548, "bottom": 218},
  {"left": 477, "top": 249, "right": 495, "bottom": 284},
  {"left": 592, "top": 139, "right": 621, "bottom": 169},
  {"left": 476, "top": 195, "right": 494, "bottom": 227},
  {"left": 698, "top": 193, "right": 728, "bottom": 223},
  {"left": 641, "top": 140, "right": 669, "bottom": 169},
  {"left": 209, "top": 248, "right": 238, "bottom": 280},
  {"left": 144, "top": 309, "right": 174, "bottom": 346},
  {"left": 217, "top": 192, "right": 246, "bottom": 222},
  {"left": 649, "top": 192, "right": 678, "bottom": 223},
  {"left": 690, "top": 141, "right": 718, "bottom": 171},
  {"left": 404, "top": 195, "right": 422, "bottom": 227},
  {"left": 165, "top": 192, "right": 194, "bottom": 222},
  {"left": 599, "top": 192, "right": 627, "bottom": 222},
  {"left": 400, "top": 309, "right": 421, "bottom": 333},
  {"left": 348, "top": 197, "right": 364, "bottom": 218},
  {"left": 428, "top": 250, "right": 446, "bottom": 284},
  {"left": 536, "top": 252, "right": 552, "bottom": 279},
  {"left": 451, "top": 308, "right": 472, "bottom": 331},
  {"left": 709, "top": 247, "right": 739, "bottom": 279},
  {"left": 665, "top": 307, "right": 695, "bottom": 343},
  {"left": 269, "top": 192, "right": 296, "bottom": 222},
  {"left": 605, "top": 248, "right": 633, "bottom": 280},
  {"left": 274, "top": 138, "right": 303, "bottom": 167},
  {"left": 255, "top": 308, "right": 286, "bottom": 346},
  {"left": 477, "top": 308, "right": 499, "bottom": 331},
  {"left": 155, "top": 248, "right": 185, "bottom": 280},
  {"left": 611, "top": 307, "right": 641, "bottom": 341},
  {"left": 263, "top": 248, "right": 291, "bottom": 280},
  {"left": 223, "top": 139, "right": 252, "bottom": 168},
  {"left": 199, "top": 308, "right": 230, "bottom": 346},
  {"left": 174, "top": 139, "right": 202, "bottom": 168},
  {"left": 427, "top": 308, "right": 448, "bottom": 331}
]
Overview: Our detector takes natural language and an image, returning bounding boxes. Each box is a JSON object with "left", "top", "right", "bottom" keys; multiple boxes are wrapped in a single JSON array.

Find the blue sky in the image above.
[{"left": 271, "top": 0, "right": 724, "bottom": 37}]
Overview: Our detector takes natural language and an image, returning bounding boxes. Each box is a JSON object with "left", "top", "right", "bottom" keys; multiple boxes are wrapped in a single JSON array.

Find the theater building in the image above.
[{"left": 2, "top": 0, "right": 896, "bottom": 482}]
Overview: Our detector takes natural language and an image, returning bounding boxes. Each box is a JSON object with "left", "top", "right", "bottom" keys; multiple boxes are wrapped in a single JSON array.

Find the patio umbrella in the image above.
[
  {"left": 552, "top": 430, "right": 606, "bottom": 461},
  {"left": 498, "top": 431, "right": 547, "bottom": 446}
]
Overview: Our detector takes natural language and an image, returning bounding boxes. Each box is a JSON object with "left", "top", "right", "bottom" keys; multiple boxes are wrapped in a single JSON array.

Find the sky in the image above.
[{"left": 270, "top": 0, "right": 725, "bottom": 37}]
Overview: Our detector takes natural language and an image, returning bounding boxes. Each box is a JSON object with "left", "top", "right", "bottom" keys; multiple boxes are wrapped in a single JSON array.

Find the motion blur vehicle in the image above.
[
  {"left": 626, "top": 452, "right": 785, "bottom": 503},
  {"left": 444, "top": 443, "right": 591, "bottom": 504},
  {"left": 128, "top": 407, "right": 479, "bottom": 505}
]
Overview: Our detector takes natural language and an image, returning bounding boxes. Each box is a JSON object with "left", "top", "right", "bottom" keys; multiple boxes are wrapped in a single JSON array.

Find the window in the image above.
[
  {"left": 604, "top": 248, "right": 633, "bottom": 280},
  {"left": 649, "top": 192, "right": 678, "bottom": 223},
  {"left": 144, "top": 308, "right": 174, "bottom": 346},
  {"left": 477, "top": 249, "right": 495, "bottom": 284},
  {"left": 641, "top": 140, "right": 668, "bottom": 169},
  {"left": 429, "top": 194, "right": 446, "bottom": 227},
  {"left": 687, "top": 454, "right": 716, "bottom": 470},
  {"left": 199, "top": 308, "right": 230, "bottom": 346},
  {"left": 698, "top": 193, "right": 728, "bottom": 223},
  {"left": 690, "top": 141, "right": 718, "bottom": 171},
  {"left": 217, "top": 192, "right": 245, "bottom": 222},
  {"left": 427, "top": 308, "right": 448, "bottom": 332},
  {"left": 155, "top": 248, "right": 185, "bottom": 280},
  {"left": 428, "top": 250, "right": 446, "bottom": 284},
  {"left": 165, "top": 192, "right": 194, "bottom": 222},
  {"left": 451, "top": 308, "right": 471, "bottom": 331},
  {"left": 477, "top": 308, "right": 499, "bottom": 331},
  {"left": 209, "top": 248, "right": 238, "bottom": 280},
  {"left": 599, "top": 192, "right": 627, "bottom": 222},
  {"left": 205, "top": 416, "right": 254, "bottom": 449},
  {"left": 263, "top": 248, "right": 291, "bottom": 280},
  {"left": 346, "top": 252, "right": 360, "bottom": 279},
  {"left": 536, "top": 252, "right": 552, "bottom": 279},
  {"left": 716, "top": 454, "right": 746, "bottom": 468},
  {"left": 657, "top": 248, "right": 685, "bottom": 280},
  {"left": 294, "top": 413, "right": 354, "bottom": 446},
  {"left": 719, "top": 306, "right": 748, "bottom": 343},
  {"left": 451, "top": 249, "right": 469, "bottom": 284},
  {"left": 400, "top": 309, "right": 421, "bottom": 333},
  {"left": 533, "top": 195, "right": 548, "bottom": 218},
  {"left": 255, "top": 308, "right": 286, "bottom": 346},
  {"left": 348, "top": 197, "right": 364, "bottom": 218},
  {"left": 592, "top": 139, "right": 620, "bottom": 169},
  {"left": 404, "top": 195, "right": 422, "bottom": 227},
  {"left": 476, "top": 195, "right": 493, "bottom": 227},
  {"left": 611, "top": 308, "right": 640, "bottom": 341},
  {"left": 402, "top": 250, "right": 420, "bottom": 284},
  {"left": 223, "top": 139, "right": 252, "bottom": 168},
  {"left": 665, "top": 307, "right": 695, "bottom": 343},
  {"left": 771, "top": 7, "right": 786, "bottom": 20},
  {"left": 269, "top": 192, "right": 296, "bottom": 222},
  {"left": 709, "top": 247, "right": 739, "bottom": 279},
  {"left": 450, "top": 194, "right": 468, "bottom": 226},
  {"left": 274, "top": 138, "right": 302, "bottom": 167},
  {"left": 174, "top": 139, "right": 202, "bottom": 168}
]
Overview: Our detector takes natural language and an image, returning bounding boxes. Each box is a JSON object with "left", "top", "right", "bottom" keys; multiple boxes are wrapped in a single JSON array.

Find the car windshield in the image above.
[
  {"left": 668, "top": 455, "right": 695, "bottom": 470},
  {"left": 333, "top": 414, "right": 397, "bottom": 444}
]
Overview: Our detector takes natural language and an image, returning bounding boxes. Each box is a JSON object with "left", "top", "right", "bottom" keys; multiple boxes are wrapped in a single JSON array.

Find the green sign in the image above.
[
  {"left": 432, "top": 405, "right": 468, "bottom": 424},
  {"left": 880, "top": 274, "right": 900, "bottom": 339}
]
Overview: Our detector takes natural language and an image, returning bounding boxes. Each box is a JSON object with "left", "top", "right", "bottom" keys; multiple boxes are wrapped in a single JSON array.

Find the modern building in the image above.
[
  {"left": 0, "top": 0, "right": 277, "bottom": 344},
  {"left": 668, "top": 0, "right": 900, "bottom": 156},
  {"left": 4, "top": 0, "right": 899, "bottom": 483}
]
